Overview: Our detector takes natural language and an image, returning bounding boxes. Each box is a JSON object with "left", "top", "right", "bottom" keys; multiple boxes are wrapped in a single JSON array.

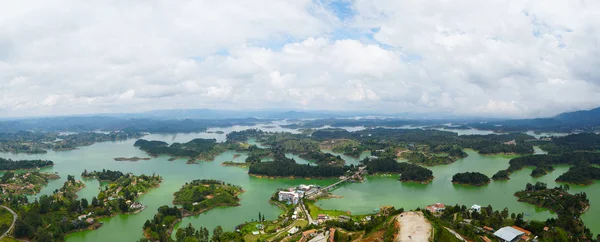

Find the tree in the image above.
[
  {"left": 91, "top": 196, "right": 99, "bottom": 207},
  {"left": 81, "top": 198, "right": 89, "bottom": 209},
  {"left": 212, "top": 226, "right": 223, "bottom": 241},
  {"left": 67, "top": 175, "right": 75, "bottom": 182},
  {"left": 258, "top": 212, "right": 261, "bottom": 222}
]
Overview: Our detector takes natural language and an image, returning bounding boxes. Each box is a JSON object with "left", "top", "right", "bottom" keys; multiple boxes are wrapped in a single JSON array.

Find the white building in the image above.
[
  {"left": 471, "top": 204, "right": 482, "bottom": 212},
  {"left": 278, "top": 191, "right": 300, "bottom": 205},
  {"left": 493, "top": 227, "right": 524, "bottom": 242},
  {"left": 298, "top": 184, "right": 312, "bottom": 191}
]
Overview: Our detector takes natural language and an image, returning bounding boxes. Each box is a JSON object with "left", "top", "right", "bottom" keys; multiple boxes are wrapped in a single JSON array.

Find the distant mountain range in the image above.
[{"left": 0, "top": 107, "right": 598, "bottom": 133}]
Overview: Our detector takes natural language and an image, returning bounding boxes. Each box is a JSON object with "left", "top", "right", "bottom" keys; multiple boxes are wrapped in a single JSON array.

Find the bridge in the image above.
[{"left": 305, "top": 166, "right": 367, "bottom": 199}]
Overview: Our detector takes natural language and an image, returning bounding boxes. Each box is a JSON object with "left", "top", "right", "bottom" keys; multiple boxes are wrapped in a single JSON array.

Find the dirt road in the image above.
[{"left": 396, "top": 211, "right": 432, "bottom": 242}]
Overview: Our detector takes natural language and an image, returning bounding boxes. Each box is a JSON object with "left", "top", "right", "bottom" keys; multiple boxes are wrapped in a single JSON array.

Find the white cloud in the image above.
[{"left": 0, "top": 0, "right": 599, "bottom": 118}]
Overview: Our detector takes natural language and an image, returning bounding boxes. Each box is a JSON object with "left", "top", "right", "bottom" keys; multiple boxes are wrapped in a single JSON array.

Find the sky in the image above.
[{"left": 1, "top": 0, "right": 599, "bottom": 118}]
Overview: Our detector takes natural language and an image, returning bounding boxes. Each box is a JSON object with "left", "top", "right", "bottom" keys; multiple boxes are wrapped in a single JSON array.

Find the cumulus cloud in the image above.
[{"left": 0, "top": 0, "right": 599, "bottom": 118}]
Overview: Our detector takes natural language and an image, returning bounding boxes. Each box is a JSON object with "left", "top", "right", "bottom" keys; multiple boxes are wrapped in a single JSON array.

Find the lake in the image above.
[{"left": 0, "top": 130, "right": 598, "bottom": 241}]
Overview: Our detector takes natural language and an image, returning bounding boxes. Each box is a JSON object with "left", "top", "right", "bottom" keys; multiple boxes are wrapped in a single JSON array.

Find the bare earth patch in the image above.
[{"left": 396, "top": 211, "right": 432, "bottom": 242}]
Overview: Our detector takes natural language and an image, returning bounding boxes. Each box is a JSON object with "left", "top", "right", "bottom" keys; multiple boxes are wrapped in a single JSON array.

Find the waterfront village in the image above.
[{"left": 270, "top": 182, "right": 542, "bottom": 242}]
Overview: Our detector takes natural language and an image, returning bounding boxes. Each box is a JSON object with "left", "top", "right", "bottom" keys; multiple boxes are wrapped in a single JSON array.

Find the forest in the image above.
[
  {"left": 0, "top": 158, "right": 53, "bottom": 171},
  {"left": 492, "top": 152, "right": 600, "bottom": 182},
  {"left": 451, "top": 172, "right": 490, "bottom": 186},
  {"left": 143, "top": 206, "right": 183, "bottom": 241},
  {"left": 173, "top": 179, "right": 243, "bottom": 213},
  {"left": 134, "top": 138, "right": 227, "bottom": 161},
  {"left": 360, "top": 157, "right": 434, "bottom": 183},
  {"left": 0, "top": 131, "right": 143, "bottom": 154},
  {"left": 81, "top": 169, "right": 124, "bottom": 181},
  {"left": 248, "top": 148, "right": 345, "bottom": 178}
]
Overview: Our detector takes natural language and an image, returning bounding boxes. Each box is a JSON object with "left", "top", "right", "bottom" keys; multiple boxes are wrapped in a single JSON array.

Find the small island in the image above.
[
  {"left": 491, "top": 170, "right": 510, "bottom": 180},
  {"left": 555, "top": 164, "right": 600, "bottom": 185},
  {"left": 113, "top": 157, "right": 151, "bottom": 162},
  {"left": 143, "top": 179, "right": 243, "bottom": 241},
  {"left": 451, "top": 172, "right": 490, "bottom": 186},
  {"left": 515, "top": 182, "right": 589, "bottom": 216}
]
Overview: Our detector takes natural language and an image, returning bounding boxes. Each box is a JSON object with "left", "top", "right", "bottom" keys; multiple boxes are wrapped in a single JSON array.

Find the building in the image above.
[
  {"left": 483, "top": 226, "right": 494, "bottom": 232},
  {"left": 278, "top": 191, "right": 300, "bottom": 205},
  {"left": 471, "top": 204, "right": 482, "bottom": 212},
  {"left": 298, "top": 184, "right": 312, "bottom": 191},
  {"left": 85, "top": 218, "right": 95, "bottom": 224},
  {"left": 318, "top": 214, "right": 327, "bottom": 220},
  {"left": 493, "top": 226, "right": 525, "bottom": 242},
  {"left": 338, "top": 215, "right": 350, "bottom": 222},
  {"left": 426, "top": 203, "right": 446, "bottom": 213}
]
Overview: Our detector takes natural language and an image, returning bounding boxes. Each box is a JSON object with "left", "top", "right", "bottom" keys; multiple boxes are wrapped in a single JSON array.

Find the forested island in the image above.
[
  {"left": 248, "top": 148, "right": 345, "bottom": 178},
  {"left": 451, "top": 172, "right": 490, "bottom": 186},
  {"left": 83, "top": 170, "right": 162, "bottom": 205},
  {"left": 173, "top": 179, "right": 243, "bottom": 213},
  {"left": 0, "top": 131, "right": 143, "bottom": 154},
  {"left": 514, "top": 182, "right": 590, "bottom": 236},
  {"left": 0, "top": 158, "right": 54, "bottom": 171},
  {"left": 134, "top": 138, "right": 227, "bottom": 162},
  {"left": 361, "top": 157, "right": 434, "bottom": 183},
  {"left": 143, "top": 179, "right": 242, "bottom": 241}
]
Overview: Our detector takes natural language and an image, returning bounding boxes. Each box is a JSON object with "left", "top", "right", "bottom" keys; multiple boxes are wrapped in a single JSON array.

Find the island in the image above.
[
  {"left": 361, "top": 157, "right": 434, "bottom": 183},
  {"left": 142, "top": 179, "right": 243, "bottom": 241},
  {"left": 134, "top": 138, "right": 227, "bottom": 162},
  {"left": 0, "top": 171, "right": 60, "bottom": 195},
  {"left": 248, "top": 148, "right": 345, "bottom": 178},
  {"left": 451, "top": 172, "right": 490, "bottom": 186},
  {"left": 0, "top": 131, "right": 143, "bottom": 154},
  {"left": 113, "top": 157, "right": 151, "bottom": 162},
  {"left": 0, "top": 158, "right": 54, "bottom": 171}
]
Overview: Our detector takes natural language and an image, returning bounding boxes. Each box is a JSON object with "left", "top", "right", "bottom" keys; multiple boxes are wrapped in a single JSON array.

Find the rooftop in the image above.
[{"left": 494, "top": 226, "right": 525, "bottom": 242}]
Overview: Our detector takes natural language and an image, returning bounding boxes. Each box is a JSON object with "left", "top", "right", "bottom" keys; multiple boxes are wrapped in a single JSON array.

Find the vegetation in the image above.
[
  {"left": 248, "top": 147, "right": 345, "bottom": 178},
  {"left": 515, "top": 182, "right": 590, "bottom": 237},
  {"left": 143, "top": 206, "right": 183, "bottom": 241},
  {"left": 361, "top": 157, "right": 434, "bottom": 183},
  {"left": 172, "top": 223, "right": 243, "bottom": 242},
  {"left": 7, "top": 169, "right": 160, "bottom": 241},
  {"left": 134, "top": 138, "right": 227, "bottom": 161},
  {"left": 403, "top": 152, "right": 457, "bottom": 166},
  {"left": 0, "top": 171, "right": 60, "bottom": 195},
  {"left": 539, "top": 133, "right": 600, "bottom": 154},
  {"left": 0, "top": 158, "right": 53, "bottom": 171},
  {"left": 0, "top": 131, "right": 143, "bottom": 154},
  {"left": 81, "top": 169, "right": 124, "bottom": 181},
  {"left": 173, "top": 179, "right": 243, "bottom": 213},
  {"left": 556, "top": 164, "right": 600, "bottom": 185},
  {"left": 451, "top": 172, "right": 490, "bottom": 186},
  {"left": 493, "top": 152, "right": 600, "bottom": 182},
  {"left": 0, "top": 207, "right": 13, "bottom": 236}
]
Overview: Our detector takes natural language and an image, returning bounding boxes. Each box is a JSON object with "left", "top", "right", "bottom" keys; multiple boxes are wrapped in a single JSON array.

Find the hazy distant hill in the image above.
[{"left": 469, "top": 107, "right": 600, "bottom": 132}]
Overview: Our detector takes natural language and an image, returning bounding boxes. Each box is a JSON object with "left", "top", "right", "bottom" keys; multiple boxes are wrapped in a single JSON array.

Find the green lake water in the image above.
[{"left": 0, "top": 133, "right": 599, "bottom": 241}]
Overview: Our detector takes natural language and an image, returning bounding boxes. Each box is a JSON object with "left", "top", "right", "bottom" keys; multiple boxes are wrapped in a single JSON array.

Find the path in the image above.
[
  {"left": 300, "top": 201, "right": 314, "bottom": 225},
  {"left": 444, "top": 226, "right": 467, "bottom": 242},
  {"left": 395, "top": 211, "right": 432, "bottom": 242},
  {"left": 0, "top": 205, "right": 17, "bottom": 239}
]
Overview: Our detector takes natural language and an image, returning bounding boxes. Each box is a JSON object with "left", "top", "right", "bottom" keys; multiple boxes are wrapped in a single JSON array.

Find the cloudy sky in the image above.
[{"left": 1, "top": 0, "right": 599, "bottom": 118}]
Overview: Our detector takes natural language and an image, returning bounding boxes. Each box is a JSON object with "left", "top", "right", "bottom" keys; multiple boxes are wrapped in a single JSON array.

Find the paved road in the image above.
[
  {"left": 300, "top": 201, "right": 314, "bottom": 225},
  {"left": 0, "top": 205, "right": 17, "bottom": 239}
]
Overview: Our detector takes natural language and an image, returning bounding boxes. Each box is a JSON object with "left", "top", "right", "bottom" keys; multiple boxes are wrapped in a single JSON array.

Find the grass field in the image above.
[
  {"left": 306, "top": 201, "right": 351, "bottom": 220},
  {"left": 0, "top": 207, "right": 13, "bottom": 237}
]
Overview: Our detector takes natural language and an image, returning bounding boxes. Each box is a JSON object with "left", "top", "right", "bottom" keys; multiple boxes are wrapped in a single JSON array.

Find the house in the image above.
[
  {"left": 426, "top": 203, "right": 446, "bottom": 213},
  {"left": 278, "top": 191, "right": 300, "bottom": 205},
  {"left": 288, "top": 227, "right": 299, "bottom": 234},
  {"left": 298, "top": 184, "right": 312, "bottom": 191},
  {"left": 483, "top": 226, "right": 494, "bottom": 232},
  {"left": 471, "top": 204, "right": 482, "bottom": 212},
  {"left": 493, "top": 226, "right": 525, "bottom": 242},
  {"left": 85, "top": 218, "right": 95, "bottom": 224},
  {"left": 317, "top": 214, "right": 327, "bottom": 220}
]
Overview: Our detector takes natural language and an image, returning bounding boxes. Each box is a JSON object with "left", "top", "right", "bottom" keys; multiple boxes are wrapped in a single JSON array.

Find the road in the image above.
[
  {"left": 300, "top": 201, "right": 314, "bottom": 225},
  {"left": 444, "top": 226, "right": 467, "bottom": 241},
  {"left": 0, "top": 205, "right": 17, "bottom": 239}
]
